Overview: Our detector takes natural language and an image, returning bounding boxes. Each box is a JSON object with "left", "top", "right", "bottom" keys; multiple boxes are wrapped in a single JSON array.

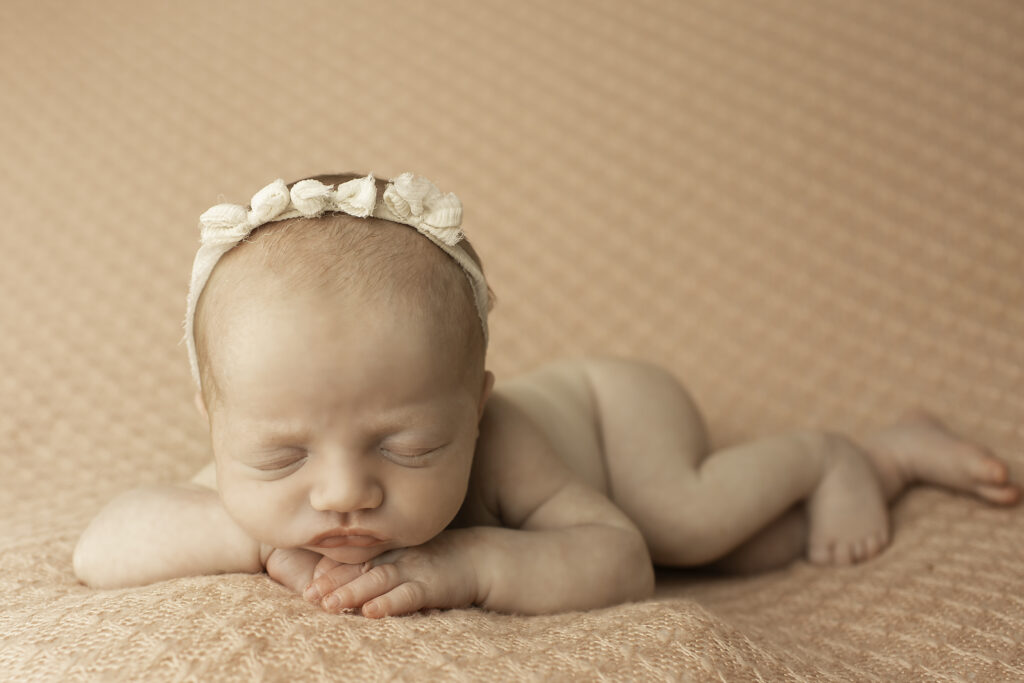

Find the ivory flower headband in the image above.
[{"left": 181, "top": 172, "right": 490, "bottom": 392}]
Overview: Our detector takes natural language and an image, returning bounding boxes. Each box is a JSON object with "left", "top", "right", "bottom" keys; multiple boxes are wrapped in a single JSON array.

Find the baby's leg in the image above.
[
  {"left": 711, "top": 410, "right": 1021, "bottom": 573},
  {"left": 583, "top": 357, "right": 888, "bottom": 567}
]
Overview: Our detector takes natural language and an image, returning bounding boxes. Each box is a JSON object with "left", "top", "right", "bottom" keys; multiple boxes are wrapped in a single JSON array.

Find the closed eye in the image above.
[
  {"left": 251, "top": 451, "right": 307, "bottom": 472},
  {"left": 379, "top": 445, "right": 443, "bottom": 465}
]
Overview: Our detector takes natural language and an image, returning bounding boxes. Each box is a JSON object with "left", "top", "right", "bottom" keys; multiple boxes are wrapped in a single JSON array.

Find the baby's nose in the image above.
[{"left": 308, "top": 457, "right": 383, "bottom": 513}]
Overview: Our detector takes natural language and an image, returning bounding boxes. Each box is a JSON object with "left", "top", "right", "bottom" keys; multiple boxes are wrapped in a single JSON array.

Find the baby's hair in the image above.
[{"left": 193, "top": 172, "right": 494, "bottom": 410}]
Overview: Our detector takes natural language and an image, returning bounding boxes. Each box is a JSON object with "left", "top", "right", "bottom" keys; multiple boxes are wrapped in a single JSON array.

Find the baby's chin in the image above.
[{"left": 307, "top": 543, "right": 396, "bottom": 565}]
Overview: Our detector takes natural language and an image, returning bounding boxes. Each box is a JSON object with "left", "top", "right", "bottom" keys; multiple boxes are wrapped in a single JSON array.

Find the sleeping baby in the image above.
[{"left": 73, "top": 171, "right": 1021, "bottom": 617}]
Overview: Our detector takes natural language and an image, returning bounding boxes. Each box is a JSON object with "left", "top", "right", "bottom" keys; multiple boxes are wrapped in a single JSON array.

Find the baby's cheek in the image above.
[
  {"left": 399, "top": 479, "right": 467, "bottom": 541},
  {"left": 218, "top": 480, "right": 282, "bottom": 540}
]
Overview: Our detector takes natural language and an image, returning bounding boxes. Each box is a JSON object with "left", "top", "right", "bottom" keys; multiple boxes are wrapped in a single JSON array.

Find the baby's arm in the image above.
[
  {"left": 306, "top": 395, "right": 655, "bottom": 616},
  {"left": 463, "top": 395, "right": 656, "bottom": 613},
  {"left": 73, "top": 469, "right": 264, "bottom": 589}
]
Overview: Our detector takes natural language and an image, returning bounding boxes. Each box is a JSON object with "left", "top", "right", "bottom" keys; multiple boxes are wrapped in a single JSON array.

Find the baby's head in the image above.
[{"left": 188, "top": 172, "right": 494, "bottom": 564}]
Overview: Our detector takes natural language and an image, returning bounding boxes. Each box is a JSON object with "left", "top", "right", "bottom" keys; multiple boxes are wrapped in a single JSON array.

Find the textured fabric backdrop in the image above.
[{"left": 1, "top": 0, "right": 1022, "bottom": 680}]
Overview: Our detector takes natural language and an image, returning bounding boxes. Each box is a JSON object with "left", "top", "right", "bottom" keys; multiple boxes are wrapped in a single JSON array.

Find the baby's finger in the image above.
[
  {"left": 321, "top": 563, "right": 402, "bottom": 614},
  {"left": 312, "top": 554, "right": 340, "bottom": 580},
  {"left": 303, "top": 562, "right": 364, "bottom": 604},
  {"left": 362, "top": 580, "right": 428, "bottom": 619},
  {"left": 265, "top": 548, "right": 324, "bottom": 595}
]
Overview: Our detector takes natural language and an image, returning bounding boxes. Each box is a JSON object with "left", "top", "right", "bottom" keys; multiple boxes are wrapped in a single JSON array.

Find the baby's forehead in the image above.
[
  {"left": 209, "top": 232, "right": 466, "bottom": 327},
  {"left": 206, "top": 280, "right": 480, "bottom": 411},
  {"left": 198, "top": 214, "right": 483, "bottom": 370},
  {"left": 213, "top": 242, "right": 458, "bottom": 315}
]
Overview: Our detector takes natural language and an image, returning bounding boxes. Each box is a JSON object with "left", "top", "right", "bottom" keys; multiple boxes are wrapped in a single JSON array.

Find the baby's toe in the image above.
[
  {"left": 808, "top": 541, "right": 832, "bottom": 565},
  {"left": 851, "top": 539, "right": 866, "bottom": 563},
  {"left": 958, "top": 444, "right": 1007, "bottom": 482},
  {"left": 833, "top": 542, "right": 854, "bottom": 566},
  {"left": 863, "top": 533, "right": 881, "bottom": 560},
  {"left": 974, "top": 483, "right": 1021, "bottom": 505}
]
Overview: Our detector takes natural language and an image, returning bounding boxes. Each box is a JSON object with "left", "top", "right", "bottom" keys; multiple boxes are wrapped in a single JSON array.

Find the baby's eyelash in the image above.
[
  {"left": 379, "top": 446, "right": 440, "bottom": 463},
  {"left": 253, "top": 453, "right": 307, "bottom": 471}
]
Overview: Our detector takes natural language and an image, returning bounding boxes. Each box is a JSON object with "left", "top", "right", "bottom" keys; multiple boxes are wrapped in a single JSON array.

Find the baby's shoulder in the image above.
[
  {"left": 473, "top": 389, "right": 562, "bottom": 480},
  {"left": 465, "top": 391, "right": 576, "bottom": 528},
  {"left": 476, "top": 357, "right": 597, "bottom": 468},
  {"left": 465, "top": 358, "right": 607, "bottom": 524}
]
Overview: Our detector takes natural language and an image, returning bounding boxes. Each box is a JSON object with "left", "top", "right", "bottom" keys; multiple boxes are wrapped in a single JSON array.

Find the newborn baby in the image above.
[{"left": 73, "top": 171, "right": 1021, "bottom": 618}]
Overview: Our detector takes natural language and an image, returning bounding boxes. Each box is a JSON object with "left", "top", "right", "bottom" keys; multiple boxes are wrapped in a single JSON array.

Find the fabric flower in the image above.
[
  {"left": 335, "top": 175, "right": 377, "bottom": 217},
  {"left": 198, "top": 203, "right": 248, "bottom": 245},
  {"left": 247, "top": 178, "right": 290, "bottom": 227},
  {"left": 383, "top": 173, "right": 464, "bottom": 246},
  {"left": 290, "top": 179, "right": 334, "bottom": 217}
]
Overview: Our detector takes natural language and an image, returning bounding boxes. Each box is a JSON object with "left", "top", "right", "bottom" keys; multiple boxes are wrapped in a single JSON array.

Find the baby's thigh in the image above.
[{"left": 582, "top": 356, "right": 709, "bottom": 481}]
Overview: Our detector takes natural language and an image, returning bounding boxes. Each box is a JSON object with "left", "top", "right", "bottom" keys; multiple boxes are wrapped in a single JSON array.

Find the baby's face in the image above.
[{"left": 203, "top": 283, "right": 490, "bottom": 565}]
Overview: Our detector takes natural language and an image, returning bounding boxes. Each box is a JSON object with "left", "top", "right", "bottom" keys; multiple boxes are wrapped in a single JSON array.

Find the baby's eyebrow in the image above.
[
  {"left": 254, "top": 425, "right": 314, "bottom": 446},
  {"left": 249, "top": 406, "right": 449, "bottom": 446}
]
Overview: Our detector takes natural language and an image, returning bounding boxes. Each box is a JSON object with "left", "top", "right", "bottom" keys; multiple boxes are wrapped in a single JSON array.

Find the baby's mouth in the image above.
[{"left": 305, "top": 528, "right": 386, "bottom": 548}]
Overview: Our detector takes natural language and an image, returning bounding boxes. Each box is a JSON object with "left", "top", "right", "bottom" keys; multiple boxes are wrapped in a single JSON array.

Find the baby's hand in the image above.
[
  {"left": 301, "top": 530, "right": 480, "bottom": 618},
  {"left": 262, "top": 545, "right": 324, "bottom": 595}
]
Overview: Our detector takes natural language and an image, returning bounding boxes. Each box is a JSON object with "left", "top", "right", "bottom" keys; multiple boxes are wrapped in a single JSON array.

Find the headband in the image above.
[{"left": 181, "top": 172, "right": 490, "bottom": 392}]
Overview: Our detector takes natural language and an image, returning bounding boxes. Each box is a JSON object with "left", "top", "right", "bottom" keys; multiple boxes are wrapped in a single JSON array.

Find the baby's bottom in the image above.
[{"left": 582, "top": 357, "right": 1020, "bottom": 571}]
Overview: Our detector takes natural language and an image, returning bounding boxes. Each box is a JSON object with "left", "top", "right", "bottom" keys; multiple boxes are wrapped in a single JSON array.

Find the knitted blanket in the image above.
[{"left": 2, "top": 1, "right": 1022, "bottom": 679}]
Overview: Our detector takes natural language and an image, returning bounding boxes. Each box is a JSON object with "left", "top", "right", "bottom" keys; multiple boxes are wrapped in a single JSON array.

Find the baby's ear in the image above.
[
  {"left": 193, "top": 390, "right": 209, "bottom": 422},
  {"left": 478, "top": 370, "right": 495, "bottom": 421}
]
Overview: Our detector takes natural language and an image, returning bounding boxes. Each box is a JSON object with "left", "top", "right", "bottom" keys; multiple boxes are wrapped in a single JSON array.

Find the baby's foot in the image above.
[
  {"left": 806, "top": 438, "right": 890, "bottom": 566},
  {"left": 861, "top": 409, "right": 1021, "bottom": 505}
]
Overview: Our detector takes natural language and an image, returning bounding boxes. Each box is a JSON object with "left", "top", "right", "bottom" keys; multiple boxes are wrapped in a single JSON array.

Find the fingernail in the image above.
[
  {"left": 323, "top": 594, "right": 341, "bottom": 612},
  {"left": 303, "top": 584, "right": 320, "bottom": 602}
]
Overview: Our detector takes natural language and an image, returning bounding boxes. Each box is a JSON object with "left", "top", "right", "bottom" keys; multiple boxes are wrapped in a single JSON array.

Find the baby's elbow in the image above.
[
  {"left": 639, "top": 565, "right": 656, "bottom": 601},
  {"left": 627, "top": 535, "right": 656, "bottom": 602},
  {"left": 73, "top": 514, "right": 129, "bottom": 589},
  {"left": 72, "top": 529, "right": 105, "bottom": 588},
  {"left": 610, "top": 527, "right": 655, "bottom": 604}
]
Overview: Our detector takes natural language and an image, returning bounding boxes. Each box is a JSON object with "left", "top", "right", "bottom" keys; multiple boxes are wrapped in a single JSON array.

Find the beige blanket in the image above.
[{"left": 2, "top": 0, "right": 1022, "bottom": 679}]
